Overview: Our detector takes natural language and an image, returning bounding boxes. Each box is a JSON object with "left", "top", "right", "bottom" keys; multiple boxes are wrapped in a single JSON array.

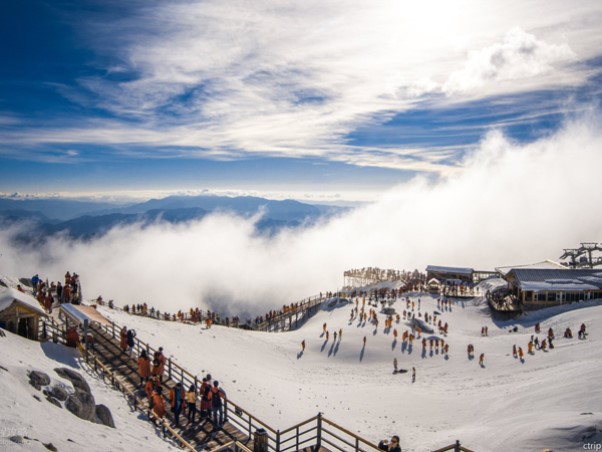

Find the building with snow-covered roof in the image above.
[
  {"left": 506, "top": 268, "right": 602, "bottom": 310},
  {"left": 495, "top": 259, "right": 567, "bottom": 277},
  {"left": 426, "top": 265, "right": 474, "bottom": 284},
  {"left": 0, "top": 286, "right": 47, "bottom": 340}
]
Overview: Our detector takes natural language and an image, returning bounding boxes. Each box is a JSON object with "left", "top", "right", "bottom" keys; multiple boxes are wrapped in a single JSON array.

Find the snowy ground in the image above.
[
  {"left": 0, "top": 326, "right": 175, "bottom": 452},
  {"left": 89, "top": 291, "right": 602, "bottom": 452},
  {"left": 2, "top": 271, "right": 602, "bottom": 452}
]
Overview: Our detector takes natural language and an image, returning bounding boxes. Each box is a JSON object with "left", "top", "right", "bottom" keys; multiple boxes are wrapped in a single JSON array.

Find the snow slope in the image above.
[
  {"left": 94, "top": 293, "right": 602, "bottom": 452},
  {"left": 0, "top": 330, "right": 174, "bottom": 452}
]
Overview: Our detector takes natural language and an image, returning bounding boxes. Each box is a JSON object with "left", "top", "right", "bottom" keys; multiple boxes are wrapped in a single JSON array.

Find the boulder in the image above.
[
  {"left": 9, "top": 435, "right": 24, "bottom": 444},
  {"left": 95, "top": 404, "right": 116, "bottom": 428},
  {"left": 65, "top": 389, "right": 96, "bottom": 422},
  {"left": 54, "top": 367, "right": 91, "bottom": 394},
  {"left": 46, "top": 395, "right": 62, "bottom": 409},
  {"left": 50, "top": 385, "right": 70, "bottom": 402},
  {"left": 28, "top": 370, "right": 51, "bottom": 390}
]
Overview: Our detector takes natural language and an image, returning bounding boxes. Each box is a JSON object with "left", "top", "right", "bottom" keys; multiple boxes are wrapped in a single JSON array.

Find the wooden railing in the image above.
[
  {"left": 39, "top": 316, "right": 66, "bottom": 345},
  {"left": 254, "top": 294, "right": 325, "bottom": 332},
  {"left": 432, "top": 440, "right": 474, "bottom": 452},
  {"left": 45, "top": 304, "right": 473, "bottom": 452},
  {"left": 78, "top": 343, "right": 196, "bottom": 451}
]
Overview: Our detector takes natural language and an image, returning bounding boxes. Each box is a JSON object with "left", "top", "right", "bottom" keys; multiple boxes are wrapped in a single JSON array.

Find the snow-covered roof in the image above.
[
  {"left": 495, "top": 259, "right": 567, "bottom": 277},
  {"left": 60, "top": 304, "right": 111, "bottom": 326},
  {"left": 426, "top": 265, "right": 473, "bottom": 275},
  {"left": 0, "top": 286, "right": 47, "bottom": 316},
  {"left": 509, "top": 268, "right": 602, "bottom": 292}
]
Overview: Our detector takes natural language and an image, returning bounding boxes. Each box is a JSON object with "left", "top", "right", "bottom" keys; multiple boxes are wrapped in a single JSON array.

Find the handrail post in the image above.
[
  {"left": 316, "top": 413, "right": 322, "bottom": 449},
  {"left": 455, "top": 440, "right": 460, "bottom": 452},
  {"left": 168, "top": 358, "right": 172, "bottom": 381},
  {"left": 296, "top": 426, "right": 299, "bottom": 451},
  {"left": 276, "top": 430, "right": 280, "bottom": 452},
  {"left": 111, "top": 321, "right": 115, "bottom": 339}
]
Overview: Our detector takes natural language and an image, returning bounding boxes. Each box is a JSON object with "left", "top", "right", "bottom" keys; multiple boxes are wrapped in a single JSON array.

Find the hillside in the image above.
[
  {"left": 95, "top": 292, "right": 602, "bottom": 452},
  {"left": 0, "top": 329, "right": 174, "bottom": 452},
  {"left": 2, "top": 277, "right": 601, "bottom": 452}
]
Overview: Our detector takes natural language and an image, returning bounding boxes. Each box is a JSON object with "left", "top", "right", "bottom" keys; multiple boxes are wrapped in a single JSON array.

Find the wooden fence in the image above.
[{"left": 44, "top": 305, "right": 473, "bottom": 452}]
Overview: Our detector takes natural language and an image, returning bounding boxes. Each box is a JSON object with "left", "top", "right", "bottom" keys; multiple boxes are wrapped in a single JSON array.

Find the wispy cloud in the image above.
[{"left": 1, "top": 0, "right": 601, "bottom": 173}]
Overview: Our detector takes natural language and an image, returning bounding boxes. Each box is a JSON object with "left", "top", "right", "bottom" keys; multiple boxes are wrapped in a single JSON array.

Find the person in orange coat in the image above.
[
  {"left": 153, "top": 347, "right": 166, "bottom": 383},
  {"left": 138, "top": 350, "right": 151, "bottom": 387},
  {"left": 120, "top": 327, "right": 128, "bottom": 353},
  {"left": 145, "top": 376, "right": 161, "bottom": 401},
  {"left": 151, "top": 387, "right": 167, "bottom": 421},
  {"left": 200, "top": 375, "right": 212, "bottom": 419}
]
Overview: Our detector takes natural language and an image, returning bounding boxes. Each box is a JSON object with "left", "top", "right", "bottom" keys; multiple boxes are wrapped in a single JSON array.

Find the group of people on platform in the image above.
[
  {"left": 28, "top": 271, "right": 81, "bottom": 314},
  {"left": 137, "top": 348, "right": 227, "bottom": 430}
]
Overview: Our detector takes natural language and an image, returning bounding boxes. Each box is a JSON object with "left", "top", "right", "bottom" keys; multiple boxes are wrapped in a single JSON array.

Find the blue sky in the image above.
[{"left": 1, "top": 0, "right": 601, "bottom": 202}]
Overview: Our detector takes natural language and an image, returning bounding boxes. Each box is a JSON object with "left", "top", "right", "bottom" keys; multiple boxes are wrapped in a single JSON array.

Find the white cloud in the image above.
[
  {"left": 2, "top": 113, "right": 602, "bottom": 316},
  {"left": 444, "top": 28, "right": 576, "bottom": 94}
]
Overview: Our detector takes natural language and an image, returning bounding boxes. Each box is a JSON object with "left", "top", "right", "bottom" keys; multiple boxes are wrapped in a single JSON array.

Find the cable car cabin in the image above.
[{"left": 0, "top": 287, "right": 48, "bottom": 341}]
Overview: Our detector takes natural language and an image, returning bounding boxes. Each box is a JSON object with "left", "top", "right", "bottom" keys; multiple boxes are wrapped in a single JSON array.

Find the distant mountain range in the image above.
[{"left": 0, "top": 195, "right": 349, "bottom": 241}]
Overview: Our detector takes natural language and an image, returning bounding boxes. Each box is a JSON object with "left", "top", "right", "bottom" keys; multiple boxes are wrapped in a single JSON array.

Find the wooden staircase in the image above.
[{"left": 88, "top": 322, "right": 250, "bottom": 450}]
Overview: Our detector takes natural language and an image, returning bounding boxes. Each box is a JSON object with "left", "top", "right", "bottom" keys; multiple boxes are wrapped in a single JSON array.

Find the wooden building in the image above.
[
  {"left": 0, "top": 287, "right": 47, "bottom": 340},
  {"left": 506, "top": 268, "right": 602, "bottom": 310}
]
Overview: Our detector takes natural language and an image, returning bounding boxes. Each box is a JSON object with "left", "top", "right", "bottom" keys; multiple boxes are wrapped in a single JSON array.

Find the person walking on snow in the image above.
[{"left": 479, "top": 353, "right": 485, "bottom": 367}]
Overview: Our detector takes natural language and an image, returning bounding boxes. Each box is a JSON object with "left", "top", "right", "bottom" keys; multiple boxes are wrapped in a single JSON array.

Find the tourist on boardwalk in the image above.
[
  {"left": 210, "top": 380, "right": 227, "bottom": 429},
  {"left": 126, "top": 328, "right": 136, "bottom": 357},
  {"left": 137, "top": 350, "right": 151, "bottom": 387},
  {"left": 378, "top": 435, "right": 402, "bottom": 452},
  {"left": 120, "top": 326, "right": 128, "bottom": 353},
  {"left": 200, "top": 376, "right": 212, "bottom": 419},
  {"left": 154, "top": 347, "right": 166, "bottom": 383},
  {"left": 145, "top": 376, "right": 161, "bottom": 402},
  {"left": 151, "top": 386, "right": 167, "bottom": 421},
  {"left": 186, "top": 384, "right": 198, "bottom": 424},
  {"left": 170, "top": 382, "right": 185, "bottom": 428}
]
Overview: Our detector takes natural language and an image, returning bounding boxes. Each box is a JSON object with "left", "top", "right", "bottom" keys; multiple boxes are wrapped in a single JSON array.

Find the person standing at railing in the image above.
[
  {"left": 200, "top": 376, "right": 212, "bottom": 419},
  {"left": 126, "top": 328, "right": 136, "bottom": 357},
  {"left": 378, "top": 435, "right": 402, "bottom": 451},
  {"left": 186, "top": 384, "right": 198, "bottom": 424},
  {"left": 209, "top": 380, "right": 227, "bottom": 430},
  {"left": 120, "top": 326, "right": 127, "bottom": 354},
  {"left": 154, "top": 347, "right": 166, "bottom": 383}
]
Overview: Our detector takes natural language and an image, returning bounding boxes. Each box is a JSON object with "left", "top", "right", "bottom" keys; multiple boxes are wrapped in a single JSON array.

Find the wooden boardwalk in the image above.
[{"left": 88, "top": 323, "right": 251, "bottom": 451}]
